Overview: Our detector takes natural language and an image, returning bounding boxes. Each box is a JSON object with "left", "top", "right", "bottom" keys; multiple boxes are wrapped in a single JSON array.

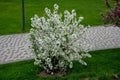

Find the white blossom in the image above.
[
  {"left": 30, "top": 4, "right": 91, "bottom": 74},
  {"left": 69, "top": 62, "right": 73, "bottom": 68}
]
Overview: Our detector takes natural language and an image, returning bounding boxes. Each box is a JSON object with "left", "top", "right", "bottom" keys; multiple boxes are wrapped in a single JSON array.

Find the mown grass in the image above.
[
  {"left": 0, "top": 0, "right": 109, "bottom": 35},
  {"left": 0, "top": 48, "right": 120, "bottom": 80}
]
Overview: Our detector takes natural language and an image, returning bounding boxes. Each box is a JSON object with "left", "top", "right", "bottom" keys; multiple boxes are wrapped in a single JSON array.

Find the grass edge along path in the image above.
[
  {"left": 0, "top": 0, "right": 108, "bottom": 35},
  {"left": 0, "top": 48, "right": 120, "bottom": 80}
]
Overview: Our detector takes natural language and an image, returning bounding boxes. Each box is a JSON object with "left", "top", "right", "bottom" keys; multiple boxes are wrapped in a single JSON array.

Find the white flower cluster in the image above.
[{"left": 30, "top": 4, "right": 91, "bottom": 74}]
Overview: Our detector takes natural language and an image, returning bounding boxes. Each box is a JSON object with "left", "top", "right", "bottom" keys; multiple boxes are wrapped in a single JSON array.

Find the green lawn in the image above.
[
  {"left": 0, "top": 0, "right": 108, "bottom": 35},
  {"left": 0, "top": 48, "right": 120, "bottom": 80}
]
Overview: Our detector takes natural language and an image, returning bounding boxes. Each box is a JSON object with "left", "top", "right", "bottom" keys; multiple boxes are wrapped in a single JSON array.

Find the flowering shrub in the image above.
[
  {"left": 101, "top": 0, "right": 120, "bottom": 27},
  {"left": 30, "top": 4, "right": 91, "bottom": 75}
]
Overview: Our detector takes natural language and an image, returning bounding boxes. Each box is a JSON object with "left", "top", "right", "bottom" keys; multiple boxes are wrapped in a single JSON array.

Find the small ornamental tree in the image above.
[
  {"left": 101, "top": 0, "right": 120, "bottom": 27},
  {"left": 30, "top": 4, "right": 91, "bottom": 75}
]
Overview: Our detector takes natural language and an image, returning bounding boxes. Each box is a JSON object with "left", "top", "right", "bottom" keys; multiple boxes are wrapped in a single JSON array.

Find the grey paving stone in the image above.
[
  {"left": 0, "top": 34, "right": 34, "bottom": 64},
  {"left": 79, "top": 26, "right": 120, "bottom": 51},
  {"left": 0, "top": 26, "right": 120, "bottom": 64}
]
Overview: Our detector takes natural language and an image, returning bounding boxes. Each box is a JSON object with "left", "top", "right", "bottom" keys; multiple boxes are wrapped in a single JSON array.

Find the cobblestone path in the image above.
[
  {"left": 0, "top": 34, "right": 34, "bottom": 64},
  {"left": 0, "top": 26, "right": 120, "bottom": 64}
]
